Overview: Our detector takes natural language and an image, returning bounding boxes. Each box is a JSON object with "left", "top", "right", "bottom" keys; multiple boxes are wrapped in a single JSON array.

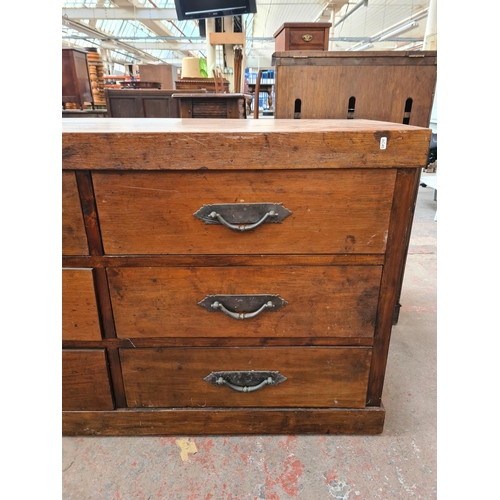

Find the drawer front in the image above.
[
  {"left": 92, "top": 170, "right": 395, "bottom": 255},
  {"left": 62, "top": 350, "right": 114, "bottom": 411},
  {"left": 108, "top": 266, "right": 381, "bottom": 339},
  {"left": 120, "top": 347, "right": 371, "bottom": 408},
  {"left": 62, "top": 171, "right": 88, "bottom": 255},
  {"left": 62, "top": 269, "right": 102, "bottom": 341},
  {"left": 288, "top": 29, "right": 328, "bottom": 50}
]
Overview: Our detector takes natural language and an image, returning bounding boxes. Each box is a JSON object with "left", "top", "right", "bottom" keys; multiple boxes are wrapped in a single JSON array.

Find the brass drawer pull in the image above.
[
  {"left": 204, "top": 371, "right": 287, "bottom": 392},
  {"left": 193, "top": 203, "right": 292, "bottom": 232},
  {"left": 198, "top": 294, "right": 287, "bottom": 319}
]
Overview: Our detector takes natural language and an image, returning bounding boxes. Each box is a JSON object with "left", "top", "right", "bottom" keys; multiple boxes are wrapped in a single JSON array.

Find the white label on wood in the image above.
[{"left": 380, "top": 137, "right": 387, "bottom": 150}]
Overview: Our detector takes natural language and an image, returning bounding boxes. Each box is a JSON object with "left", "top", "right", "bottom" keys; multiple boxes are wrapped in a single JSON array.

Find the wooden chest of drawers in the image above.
[{"left": 62, "top": 118, "right": 431, "bottom": 435}]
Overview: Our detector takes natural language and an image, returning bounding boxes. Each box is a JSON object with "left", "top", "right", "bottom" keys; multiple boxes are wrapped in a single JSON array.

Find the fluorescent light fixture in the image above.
[
  {"left": 352, "top": 42, "right": 372, "bottom": 51},
  {"left": 379, "top": 21, "right": 418, "bottom": 41}
]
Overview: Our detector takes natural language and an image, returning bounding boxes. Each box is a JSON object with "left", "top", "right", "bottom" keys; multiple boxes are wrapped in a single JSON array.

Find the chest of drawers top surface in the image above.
[{"left": 62, "top": 118, "right": 430, "bottom": 171}]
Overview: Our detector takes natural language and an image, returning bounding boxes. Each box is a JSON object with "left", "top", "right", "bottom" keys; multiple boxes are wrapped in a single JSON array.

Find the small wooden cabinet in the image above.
[
  {"left": 62, "top": 118, "right": 431, "bottom": 435},
  {"left": 62, "top": 48, "right": 93, "bottom": 110},
  {"left": 273, "top": 23, "right": 332, "bottom": 51}
]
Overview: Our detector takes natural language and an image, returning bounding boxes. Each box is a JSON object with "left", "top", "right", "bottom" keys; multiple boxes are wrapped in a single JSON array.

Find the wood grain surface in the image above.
[
  {"left": 63, "top": 406, "right": 385, "bottom": 435},
  {"left": 107, "top": 265, "right": 382, "bottom": 338},
  {"left": 62, "top": 350, "right": 114, "bottom": 411},
  {"left": 119, "top": 347, "right": 372, "bottom": 409},
  {"left": 62, "top": 118, "right": 431, "bottom": 171},
  {"left": 62, "top": 269, "right": 101, "bottom": 341},
  {"left": 92, "top": 169, "right": 395, "bottom": 255},
  {"left": 62, "top": 171, "right": 88, "bottom": 255}
]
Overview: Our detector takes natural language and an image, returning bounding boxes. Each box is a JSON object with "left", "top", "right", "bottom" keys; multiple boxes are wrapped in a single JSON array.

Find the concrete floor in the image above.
[{"left": 62, "top": 181, "right": 437, "bottom": 500}]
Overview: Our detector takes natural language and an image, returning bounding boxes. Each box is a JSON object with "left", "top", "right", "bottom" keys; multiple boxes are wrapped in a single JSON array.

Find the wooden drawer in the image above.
[
  {"left": 108, "top": 265, "right": 381, "bottom": 339},
  {"left": 120, "top": 347, "right": 371, "bottom": 408},
  {"left": 62, "top": 350, "right": 114, "bottom": 410},
  {"left": 62, "top": 171, "right": 88, "bottom": 255},
  {"left": 274, "top": 23, "right": 331, "bottom": 51},
  {"left": 92, "top": 169, "right": 395, "bottom": 255},
  {"left": 62, "top": 269, "right": 101, "bottom": 341}
]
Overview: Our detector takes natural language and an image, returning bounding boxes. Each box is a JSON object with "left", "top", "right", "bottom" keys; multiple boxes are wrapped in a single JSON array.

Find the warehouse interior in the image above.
[{"left": 49, "top": 1, "right": 497, "bottom": 499}]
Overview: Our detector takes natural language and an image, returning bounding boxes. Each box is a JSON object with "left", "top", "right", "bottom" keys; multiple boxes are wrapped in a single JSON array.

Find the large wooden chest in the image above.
[{"left": 62, "top": 118, "right": 431, "bottom": 435}]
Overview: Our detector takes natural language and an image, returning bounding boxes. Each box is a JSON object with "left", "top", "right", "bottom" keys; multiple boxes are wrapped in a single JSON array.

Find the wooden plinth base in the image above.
[{"left": 63, "top": 406, "right": 385, "bottom": 436}]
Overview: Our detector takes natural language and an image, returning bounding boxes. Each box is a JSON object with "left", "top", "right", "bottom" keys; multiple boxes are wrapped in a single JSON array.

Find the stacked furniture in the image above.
[
  {"left": 86, "top": 48, "right": 106, "bottom": 107},
  {"left": 62, "top": 118, "right": 431, "bottom": 436}
]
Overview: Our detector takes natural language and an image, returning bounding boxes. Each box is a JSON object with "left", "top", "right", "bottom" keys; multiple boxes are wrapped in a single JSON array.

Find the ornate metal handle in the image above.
[
  {"left": 302, "top": 34, "right": 313, "bottom": 42},
  {"left": 198, "top": 294, "right": 288, "bottom": 319},
  {"left": 216, "top": 376, "right": 272, "bottom": 393},
  {"left": 193, "top": 203, "right": 292, "bottom": 231},
  {"left": 204, "top": 371, "right": 287, "bottom": 392},
  {"left": 211, "top": 300, "right": 274, "bottom": 319},
  {"left": 209, "top": 210, "right": 276, "bottom": 232}
]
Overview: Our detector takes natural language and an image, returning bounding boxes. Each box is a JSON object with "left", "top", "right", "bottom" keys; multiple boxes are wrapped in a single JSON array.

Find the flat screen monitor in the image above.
[{"left": 174, "top": 0, "right": 257, "bottom": 21}]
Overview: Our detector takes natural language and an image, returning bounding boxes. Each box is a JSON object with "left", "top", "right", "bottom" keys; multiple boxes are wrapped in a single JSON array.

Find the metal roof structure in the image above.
[{"left": 62, "top": 0, "right": 436, "bottom": 74}]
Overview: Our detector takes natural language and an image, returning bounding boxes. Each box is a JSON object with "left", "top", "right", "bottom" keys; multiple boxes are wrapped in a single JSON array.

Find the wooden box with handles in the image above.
[{"left": 62, "top": 118, "right": 431, "bottom": 435}]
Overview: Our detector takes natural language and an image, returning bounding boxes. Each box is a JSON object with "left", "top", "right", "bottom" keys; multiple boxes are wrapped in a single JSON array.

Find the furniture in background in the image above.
[
  {"left": 173, "top": 93, "right": 251, "bottom": 119},
  {"left": 272, "top": 50, "right": 437, "bottom": 324},
  {"left": 85, "top": 48, "right": 106, "bottom": 107},
  {"left": 62, "top": 47, "right": 93, "bottom": 110},
  {"left": 62, "top": 118, "right": 431, "bottom": 436},
  {"left": 273, "top": 22, "right": 332, "bottom": 51},
  {"left": 105, "top": 89, "right": 182, "bottom": 118},
  {"left": 139, "top": 64, "right": 176, "bottom": 90},
  {"left": 175, "top": 77, "right": 230, "bottom": 93},
  {"left": 248, "top": 69, "right": 274, "bottom": 119}
]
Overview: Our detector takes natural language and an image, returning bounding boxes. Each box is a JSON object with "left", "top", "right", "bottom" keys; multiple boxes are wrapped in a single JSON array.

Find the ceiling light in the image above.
[{"left": 379, "top": 21, "right": 419, "bottom": 41}]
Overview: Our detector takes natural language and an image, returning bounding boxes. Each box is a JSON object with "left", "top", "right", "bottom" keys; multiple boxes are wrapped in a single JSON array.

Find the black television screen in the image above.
[{"left": 174, "top": 0, "right": 257, "bottom": 21}]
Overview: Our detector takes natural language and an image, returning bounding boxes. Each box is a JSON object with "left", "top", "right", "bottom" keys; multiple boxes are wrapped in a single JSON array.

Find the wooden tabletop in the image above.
[{"left": 62, "top": 118, "right": 429, "bottom": 134}]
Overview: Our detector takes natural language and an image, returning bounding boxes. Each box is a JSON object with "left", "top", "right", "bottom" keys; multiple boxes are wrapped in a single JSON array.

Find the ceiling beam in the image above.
[{"left": 62, "top": 8, "right": 177, "bottom": 20}]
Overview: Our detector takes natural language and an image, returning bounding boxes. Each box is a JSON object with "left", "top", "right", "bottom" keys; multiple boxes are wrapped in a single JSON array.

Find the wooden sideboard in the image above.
[
  {"left": 105, "top": 89, "right": 181, "bottom": 118},
  {"left": 62, "top": 118, "right": 431, "bottom": 435}
]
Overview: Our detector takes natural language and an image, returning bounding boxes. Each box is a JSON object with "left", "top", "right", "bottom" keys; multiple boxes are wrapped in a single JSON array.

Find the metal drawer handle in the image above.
[
  {"left": 193, "top": 203, "right": 292, "bottom": 231},
  {"left": 209, "top": 210, "right": 276, "bottom": 231},
  {"left": 217, "top": 376, "right": 272, "bottom": 393},
  {"left": 198, "top": 294, "right": 288, "bottom": 319},
  {"left": 204, "top": 371, "right": 287, "bottom": 392},
  {"left": 212, "top": 300, "right": 273, "bottom": 319}
]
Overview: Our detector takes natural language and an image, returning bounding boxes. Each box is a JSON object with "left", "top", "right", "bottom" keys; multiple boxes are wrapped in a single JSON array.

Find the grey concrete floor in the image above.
[{"left": 62, "top": 182, "right": 437, "bottom": 500}]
